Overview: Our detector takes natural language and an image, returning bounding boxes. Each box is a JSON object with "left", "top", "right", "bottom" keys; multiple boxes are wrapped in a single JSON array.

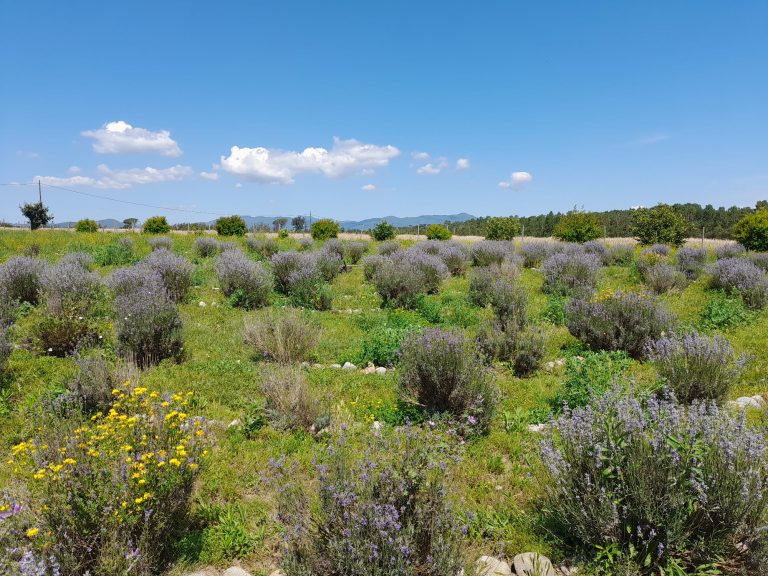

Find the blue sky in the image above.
[{"left": 1, "top": 1, "right": 767, "bottom": 223}]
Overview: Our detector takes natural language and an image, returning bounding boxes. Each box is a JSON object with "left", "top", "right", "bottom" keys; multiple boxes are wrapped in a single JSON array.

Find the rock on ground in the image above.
[
  {"left": 513, "top": 552, "right": 555, "bottom": 576},
  {"left": 475, "top": 555, "right": 512, "bottom": 575},
  {"left": 223, "top": 568, "right": 252, "bottom": 576}
]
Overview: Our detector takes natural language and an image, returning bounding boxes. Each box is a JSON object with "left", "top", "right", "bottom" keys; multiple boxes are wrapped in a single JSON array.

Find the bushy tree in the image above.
[
  {"left": 632, "top": 204, "right": 691, "bottom": 247},
  {"left": 310, "top": 218, "right": 340, "bottom": 240},
  {"left": 122, "top": 217, "right": 138, "bottom": 229},
  {"left": 733, "top": 209, "right": 768, "bottom": 251},
  {"left": 425, "top": 223, "right": 452, "bottom": 240},
  {"left": 484, "top": 216, "right": 520, "bottom": 240},
  {"left": 272, "top": 217, "right": 289, "bottom": 232},
  {"left": 142, "top": 215, "right": 171, "bottom": 234},
  {"left": 75, "top": 218, "right": 99, "bottom": 233},
  {"left": 291, "top": 215, "right": 306, "bottom": 232},
  {"left": 370, "top": 220, "right": 395, "bottom": 241},
  {"left": 552, "top": 210, "right": 602, "bottom": 243},
  {"left": 20, "top": 201, "right": 53, "bottom": 230},
  {"left": 215, "top": 215, "right": 247, "bottom": 237}
]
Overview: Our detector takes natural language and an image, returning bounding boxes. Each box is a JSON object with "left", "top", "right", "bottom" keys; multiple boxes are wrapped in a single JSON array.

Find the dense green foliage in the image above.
[
  {"left": 142, "top": 215, "right": 171, "bottom": 234},
  {"left": 425, "top": 223, "right": 452, "bottom": 240},
  {"left": 370, "top": 220, "right": 396, "bottom": 241},
  {"left": 215, "top": 215, "right": 248, "bottom": 237},
  {"left": 733, "top": 208, "right": 768, "bottom": 251},
  {"left": 631, "top": 204, "right": 692, "bottom": 246},
  {"left": 484, "top": 216, "right": 520, "bottom": 240},
  {"left": 74, "top": 218, "right": 99, "bottom": 232},
  {"left": 310, "top": 218, "right": 340, "bottom": 240},
  {"left": 20, "top": 201, "right": 53, "bottom": 230},
  {"left": 552, "top": 211, "right": 602, "bottom": 243}
]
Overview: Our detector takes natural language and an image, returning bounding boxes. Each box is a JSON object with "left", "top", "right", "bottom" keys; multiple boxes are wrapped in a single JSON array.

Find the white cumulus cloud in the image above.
[
  {"left": 411, "top": 151, "right": 430, "bottom": 161},
  {"left": 362, "top": 183, "right": 376, "bottom": 191},
  {"left": 199, "top": 171, "right": 220, "bottom": 181},
  {"left": 220, "top": 137, "right": 400, "bottom": 184},
  {"left": 35, "top": 164, "right": 193, "bottom": 190},
  {"left": 416, "top": 158, "right": 448, "bottom": 175},
  {"left": 82, "top": 121, "right": 183, "bottom": 157},
  {"left": 498, "top": 171, "right": 533, "bottom": 189},
  {"left": 456, "top": 158, "right": 470, "bottom": 170}
]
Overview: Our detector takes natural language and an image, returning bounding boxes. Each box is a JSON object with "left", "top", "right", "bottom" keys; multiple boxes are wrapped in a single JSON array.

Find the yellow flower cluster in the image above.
[{"left": 7, "top": 381, "right": 208, "bottom": 522}]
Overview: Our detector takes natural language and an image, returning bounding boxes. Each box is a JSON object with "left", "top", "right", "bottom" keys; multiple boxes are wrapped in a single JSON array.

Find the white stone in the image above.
[
  {"left": 342, "top": 361, "right": 357, "bottom": 370},
  {"left": 312, "top": 363, "right": 324, "bottom": 369},
  {"left": 268, "top": 571, "right": 287, "bottom": 576},
  {"left": 545, "top": 362, "right": 555, "bottom": 371},
  {"left": 375, "top": 366, "right": 387, "bottom": 374},
  {"left": 513, "top": 552, "right": 555, "bottom": 576},
  {"left": 371, "top": 420, "right": 383, "bottom": 431},
  {"left": 330, "top": 363, "right": 342, "bottom": 369},
  {"left": 182, "top": 570, "right": 218, "bottom": 576},
  {"left": 228, "top": 419, "right": 241, "bottom": 429},
  {"left": 527, "top": 423, "right": 548, "bottom": 433},
  {"left": 198, "top": 301, "right": 206, "bottom": 307},
  {"left": 475, "top": 555, "right": 512, "bottom": 576},
  {"left": 732, "top": 396, "right": 767, "bottom": 410},
  {"left": 223, "top": 568, "right": 252, "bottom": 576}
]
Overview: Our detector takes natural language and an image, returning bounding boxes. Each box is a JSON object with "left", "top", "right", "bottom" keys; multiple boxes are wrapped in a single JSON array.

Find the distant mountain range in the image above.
[{"left": 52, "top": 213, "right": 476, "bottom": 231}]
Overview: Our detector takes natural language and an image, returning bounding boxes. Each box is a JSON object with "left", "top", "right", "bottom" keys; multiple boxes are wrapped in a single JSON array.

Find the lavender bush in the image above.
[
  {"left": 271, "top": 251, "right": 313, "bottom": 293},
  {"left": 323, "top": 238, "right": 345, "bottom": 262},
  {"left": 748, "top": 252, "right": 768, "bottom": 272},
  {"left": 277, "top": 426, "right": 464, "bottom": 576},
  {"left": 640, "top": 262, "right": 687, "bottom": 294},
  {"left": 142, "top": 248, "right": 194, "bottom": 303},
  {"left": 398, "top": 327, "right": 498, "bottom": 433},
  {"left": 147, "top": 235, "right": 173, "bottom": 251},
  {"left": 285, "top": 266, "right": 333, "bottom": 310},
  {"left": 195, "top": 236, "right": 222, "bottom": 257},
  {"left": 606, "top": 243, "right": 635, "bottom": 265},
  {"left": 470, "top": 240, "right": 515, "bottom": 267},
  {"left": 566, "top": 291, "right": 675, "bottom": 358},
  {"left": 65, "top": 353, "right": 139, "bottom": 414},
  {"left": 709, "top": 257, "right": 768, "bottom": 309},
  {"left": 41, "top": 258, "right": 101, "bottom": 317},
  {"left": 647, "top": 330, "right": 747, "bottom": 403},
  {"left": 0, "top": 325, "right": 10, "bottom": 376},
  {"left": 0, "top": 256, "right": 44, "bottom": 305},
  {"left": 715, "top": 242, "right": 746, "bottom": 259},
  {"left": 377, "top": 240, "right": 402, "bottom": 256},
  {"left": 467, "top": 262, "right": 519, "bottom": 307},
  {"left": 542, "top": 251, "right": 601, "bottom": 296},
  {"left": 345, "top": 241, "right": 369, "bottom": 264},
  {"left": 540, "top": 386, "right": 768, "bottom": 571},
  {"left": 519, "top": 240, "right": 557, "bottom": 268},
  {"left": 371, "top": 258, "right": 428, "bottom": 309},
  {"left": 361, "top": 254, "right": 387, "bottom": 281},
  {"left": 215, "top": 249, "right": 273, "bottom": 309},
  {"left": 436, "top": 242, "right": 470, "bottom": 276},
  {"left": 582, "top": 239, "right": 609, "bottom": 264},
  {"left": 107, "top": 265, "right": 166, "bottom": 298},
  {"left": 297, "top": 237, "right": 313, "bottom": 251},
  {"left": 59, "top": 251, "right": 94, "bottom": 270},
  {"left": 246, "top": 237, "right": 280, "bottom": 259},
  {"left": 244, "top": 308, "right": 319, "bottom": 363},
  {"left": 477, "top": 320, "right": 544, "bottom": 376},
  {"left": 642, "top": 243, "right": 671, "bottom": 257},
  {"left": 676, "top": 246, "right": 707, "bottom": 279},
  {"left": 114, "top": 283, "right": 183, "bottom": 368},
  {"left": 314, "top": 246, "right": 345, "bottom": 281}
]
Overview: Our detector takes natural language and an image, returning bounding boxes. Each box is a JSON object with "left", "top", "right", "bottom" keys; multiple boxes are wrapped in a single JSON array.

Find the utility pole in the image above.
[
  {"left": 309, "top": 211, "right": 312, "bottom": 236},
  {"left": 38, "top": 180, "right": 42, "bottom": 203}
]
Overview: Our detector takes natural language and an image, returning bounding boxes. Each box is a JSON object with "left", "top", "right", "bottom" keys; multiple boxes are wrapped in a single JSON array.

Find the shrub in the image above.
[
  {"left": 33, "top": 315, "right": 98, "bottom": 357},
  {"left": 566, "top": 291, "right": 675, "bottom": 358},
  {"left": 424, "top": 223, "right": 452, "bottom": 240},
  {"left": 246, "top": 237, "right": 280, "bottom": 259},
  {"left": 370, "top": 220, "right": 396, "bottom": 241},
  {"left": 345, "top": 241, "right": 368, "bottom": 264},
  {"left": 398, "top": 250, "right": 449, "bottom": 294},
  {"left": 541, "top": 251, "right": 601, "bottom": 296},
  {"left": 488, "top": 278, "right": 528, "bottom": 325},
  {"left": 214, "top": 249, "right": 273, "bottom": 309},
  {"left": 142, "top": 249, "right": 194, "bottom": 303},
  {"left": 310, "top": 218, "right": 340, "bottom": 240},
  {"left": 647, "top": 330, "right": 747, "bottom": 403},
  {"left": 715, "top": 242, "right": 746, "bottom": 259},
  {"left": 278, "top": 228, "right": 289, "bottom": 239},
  {"left": 540, "top": 387, "right": 768, "bottom": 572},
  {"left": 699, "top": 291, "right": 755, "bottom": 329},
  {"left": 297, "top": 237, "right": 313, "bottom": 251},
  {"left": 676, "top": 246, "right": 707, "bottom": 279},
  {"left": 484, "top": 216, "right": 520, "bottom": 240},
  {"left": 314, "top": 245, "right": 345, "bottom": 281},
  {"left": 147, "top": 236, "right": 172, "bottom": 251},
  {"left": 477, "top": 319, "right": 544, "bottom": 376},
  {"left": 371, "top": 258, "right": 426, "bottom": 309},
  {"left": 0, "top": 325, "right": 11, "bottom": 376},
  {"left": 582, "top": 239, "right": 609, "bottom": 264},
  {"left": 606, "top": 243, "right": 635, "bottom": 265},
  {"left": 553, "top": 211, "right": 602, "bottom": 243},
  {"left": 142, "top": 215, "right": 171, "bottom": 234},
  {"left": 633, "top": 205, "right": 690, "bottom": 246},
  {"left": 436, "top": 243, "right": 470, "bottom": 276},
  {"left": 748, "top": 252, "right": 768, "bottom": 272},
  {"left": 709, "top": 257, "right": 768, "bottom": 309},
  {"left": 42, "top": 258, "right": 101, "bottom": 316},
  {"left": 258, "top": 364, "right": 317, "bottom": 431},
  {"left": 0, "top": 256, "right": 44, "bottom": 305},
  {"left": 20, "top": 200, "right": 53, "bottom": 230},
  {"left": 74, "top": 218, "right": 99, "bottom": 233},
  {"left": 356, "top": 326, "right": 411, "bottom": 367},
  {"left": 643, "top": 243, "right": 671, "bottom": 256},
  {"left": 640, "top": 262, "right": 687, "bottom": 294},
  {"left": 361, "top": 254, "right": 387, "bottom": 282},
  {"left": 215, "top": 215, "right": 247, "bottom": 237},
  {"left": 284, "top": 267, "right": 333, "bottom": 311},
  {"left": 195, "top": 236, "right": 222, "bottom": 257},
  {"left": 468, "top": 262, "right": 519, "bottom": 307},
  {"left": 244, "top": 308, "right": 319, "bottom": 363},
  {"left": 470, "top": 240, "right": 515, "bottom": 266},
  {"left": 7, "top": 385, "right": 207, "bottom": 575},
  {"left": 398, "top": 327, "right": 497, "bottom": 433},
  {"left": 107, "top": 265, "right": 166, "bottom": 299},
  {"left": 377, "top": 240, "right": 401, "bottom": 256},
  {"left": 277, "top": 426, "right": 464, "bottom": 576},
  {"left": 65, "top": 352, "right": 138, "bottom": 414},
  {"left": 519, "top": 240, "right": 557, "bottom": 267},
  {"left": 60, "top": 251, "right": 94, "bottom": 269},
  {"left": 114, "top": 284, "right": 183, "bottom": 368},
  {"left": 733, "top": 209, "right": 768, "bottom": 251},
  {"left": 93, "top": 237, "right": 134, "bottom": 266},
  {"left": 271, "top": 251, "right": 311, "bottom": 293},
  {"left": 548, "top": 350, "right": 631, "bottom": 413},
  {"left": 323, "top": 238, "right": 345, "bottom": 260}
]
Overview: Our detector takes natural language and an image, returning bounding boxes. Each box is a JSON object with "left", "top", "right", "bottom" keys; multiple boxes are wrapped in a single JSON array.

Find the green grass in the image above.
[{"left": 1, "top": 230, "right": 766, "bottom": 574}]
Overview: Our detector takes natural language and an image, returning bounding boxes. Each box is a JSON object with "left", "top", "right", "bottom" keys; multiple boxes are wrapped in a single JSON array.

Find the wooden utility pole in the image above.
[{"left": 38, "top": 180, "right": 42, "bottom": 203}]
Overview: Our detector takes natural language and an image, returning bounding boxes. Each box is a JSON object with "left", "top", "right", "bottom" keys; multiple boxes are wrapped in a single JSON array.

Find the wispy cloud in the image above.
[
  {"left": 35, "top": 164, "right": 193, "bottom": 189},
  {"left": 411, "top": 151, "right": 430, "bottom": 161},
  {"left": 629, "top": 133, "right": 670, "bottom": 146},
  {"left": 456, "top": 158, "right": 470, "bottom": 170},
  {"left": 416, "top": 158, "right": 448, "bottom": 175},
  {"left": 82, "top": 121, "right": 183, "bottom": 156},
  {"left": 199, "top": 171, "right": 220, "bottom": 181},
  {"left": 498, "top": 171, "right": 533, "bottom": 189},
  {"left": 362, "top": 183, "right": 376, "bottom": 191}
]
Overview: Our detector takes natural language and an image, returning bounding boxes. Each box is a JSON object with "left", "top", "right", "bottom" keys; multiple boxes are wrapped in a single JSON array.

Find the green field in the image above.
[{"left": 1, "top": 230, "right": 766, "bottom": 576}]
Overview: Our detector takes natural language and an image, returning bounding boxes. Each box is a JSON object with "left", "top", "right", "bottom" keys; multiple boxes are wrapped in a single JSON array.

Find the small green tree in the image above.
[
  {"left": 142, "top": 216, "right": 171, "bottom": 235},
  {"left": 75, "top": 218, "right": 99, "bottom": 233},
  {"left": 552, "top": 211, "right": 602, "bottom": 243},
  {"left": 310, "top": 219, "right": 340, "bottom": 240},
  {"left": 215, "top": 215, "right": 247, "bottom": 237},
  {"left": 370, "top": 220, "right": 396, "bottom": 241},
  {"left": 484, "top": 216, "right": 520, "bottom": 241},
  {"left": 425, "top": 224, "right": 452, "bottom": 240},
  {"left": 273, "top": 217, "right": 289, "bottom": 232},
  {"left": 20, "top": 201, "right": 53, "bottom": 230},
  {"left": 631, "top": 204, "right": 691, "bottom": 247},
  {"left": 733, "top": 209, "right": 768, "bottom": 251},
  {"left": 291, "top": 215, "right": 306, "bottom": 232},
  {"left": 122, "top": 218, "right": 138, "bottom": 230}
]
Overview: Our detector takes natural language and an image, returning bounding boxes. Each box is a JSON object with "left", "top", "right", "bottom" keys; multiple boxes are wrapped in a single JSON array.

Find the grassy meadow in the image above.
[{"left": 0, "top": 229, "right": 766, "bottom": 576}]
